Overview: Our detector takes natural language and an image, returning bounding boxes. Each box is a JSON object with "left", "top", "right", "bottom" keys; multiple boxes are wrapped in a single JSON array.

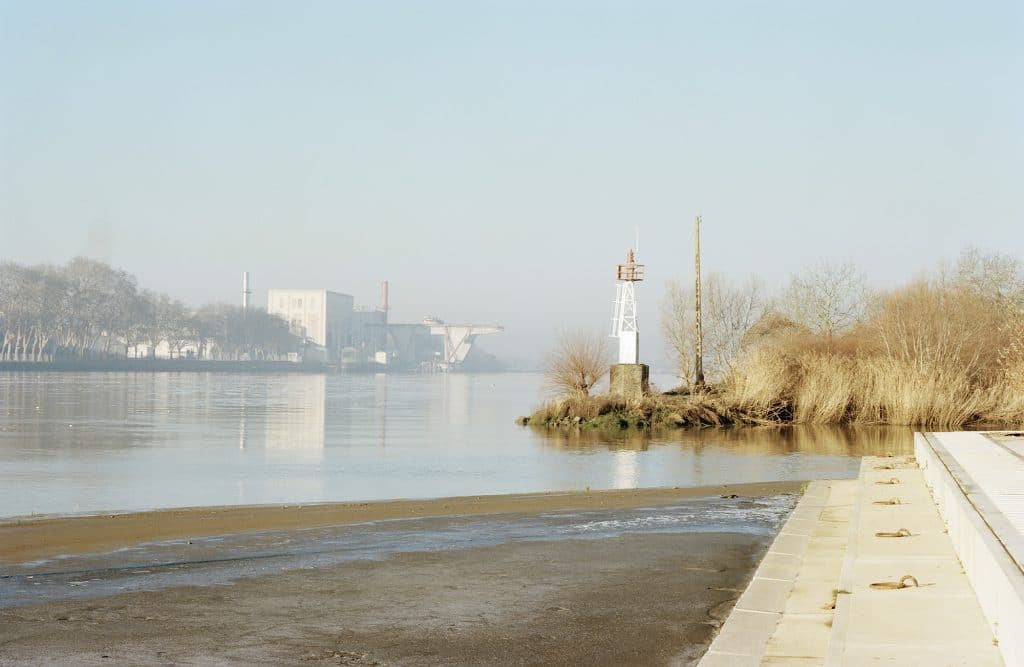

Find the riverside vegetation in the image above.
[
  {"left": 0, "top": 258, "right": 297, "bottom": 361},
  {"left": 525, "top": 249, "right": 1024, "bottom": 430}
]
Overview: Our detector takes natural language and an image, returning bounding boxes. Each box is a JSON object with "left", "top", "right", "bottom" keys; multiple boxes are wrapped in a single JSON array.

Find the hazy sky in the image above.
[{"left": 2, "top": 1, "right": 1022, "bottom": 363}]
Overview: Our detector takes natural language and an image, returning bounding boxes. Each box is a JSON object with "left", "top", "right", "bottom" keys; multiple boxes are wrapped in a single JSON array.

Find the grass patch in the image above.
[{"left": 523, "top": 391, "right": 772, "bottom": 431}]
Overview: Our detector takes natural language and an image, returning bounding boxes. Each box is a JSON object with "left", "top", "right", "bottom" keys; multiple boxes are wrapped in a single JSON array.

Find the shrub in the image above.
[{"left": 544, "top": 330, "right": 610, "bottom": 398}]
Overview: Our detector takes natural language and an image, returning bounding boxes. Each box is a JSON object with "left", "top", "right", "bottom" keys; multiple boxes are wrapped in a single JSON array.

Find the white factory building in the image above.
[
  {"left": 263, "top": 280, "right": 502, "bottom": 370},
  {"left": 266, "top": 288, "right": 354, "bottom": 362}
]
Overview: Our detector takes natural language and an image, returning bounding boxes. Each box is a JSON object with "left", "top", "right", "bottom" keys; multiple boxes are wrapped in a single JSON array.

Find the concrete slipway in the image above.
[{"left": 698, "top": 431, "right": 1024, "bottom": 667}]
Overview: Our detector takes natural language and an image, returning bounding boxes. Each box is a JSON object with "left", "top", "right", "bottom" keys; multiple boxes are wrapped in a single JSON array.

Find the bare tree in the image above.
[
  {"left": 870, "top": 250, "right": 1024, "bottom": 385},
  {"left": 158, "top": 297, "right": 194, "bottom": 359},
  {"left": 662, "top": 273, "right": 765, "bottom": 385},
  {"left": 123, "top": 291, "right": 156, "bottom": 358},
  {"left": 195, "top": 303, "right": 295, "bottom": 360},
  {"left": 706, "top": 276, "right": 764, "bottom": 375},
  {"left": 545, "top": 330, "right": 609, "bottom": 398},
  {"left": 0, "top": 263, "right": 65, "bottom": 361},
  {"left": 0, "top": 258, "right": 297, "bottom": 362},
  {"left": 945, "top": 247, "right": 1024, "bottom": 308},
  {"left": 662, "top": 280, "right": 697, "bottom": 386},
  {"left": 777, "top": 262, "right": 869, "bottom": 338}
]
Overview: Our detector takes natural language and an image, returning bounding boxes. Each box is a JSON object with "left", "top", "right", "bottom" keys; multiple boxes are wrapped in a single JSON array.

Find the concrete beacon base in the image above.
[{"left": 609, "top": 363, "right": 649, "bottom": 400}]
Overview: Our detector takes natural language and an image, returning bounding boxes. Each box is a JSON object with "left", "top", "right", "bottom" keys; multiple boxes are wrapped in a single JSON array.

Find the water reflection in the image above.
[
  {"left": 613, "top": 450, "right": 640, "bottom": 489},
  {"left": 0, "top": 372, "right": 913, "bottom": 517},
  {"left": 238, "top": 383, "right": 249, "bottom": 450},
  {"left": 532, "top": 424, "right": 913, "bottom": 457},
  {"left": 376, "top": 373, "right": 388, "bottom": 449},
  {"left": 265, "top": 375, "right": 326, "bottom": 463}
]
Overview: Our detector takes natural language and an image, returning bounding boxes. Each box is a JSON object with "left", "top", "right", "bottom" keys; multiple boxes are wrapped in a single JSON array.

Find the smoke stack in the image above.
[
  {"left": 379, "top": 280, "right": 389, "bottom": 312},
  {"left": 242, "top": 272, "right": 252, "bottom": 311}
]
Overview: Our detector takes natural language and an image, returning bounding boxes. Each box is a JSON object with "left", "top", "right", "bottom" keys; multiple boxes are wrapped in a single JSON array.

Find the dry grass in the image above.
[
  {"left": 524, "top": 391, "right": 768, "bottom": 430},
  {"left": 725, "top": 351, "right": 1009, "bottom": 428},
  {"left": 534, "top": 251, "right": 1023, "bottom": 431},
  {"left": 723, "top": 346, "right": 798, "bottom": 421},
  {"left": 723, "top": 281, "right": 1024, "bottom": 428}
]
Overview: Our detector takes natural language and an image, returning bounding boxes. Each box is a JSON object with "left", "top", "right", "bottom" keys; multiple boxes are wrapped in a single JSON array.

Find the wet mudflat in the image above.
[
  {"left": 0, "top": 486, "right": 799, "bottom": 666},
  {"left": 0, "top": 532, "right": 765, "bottom": 667}
]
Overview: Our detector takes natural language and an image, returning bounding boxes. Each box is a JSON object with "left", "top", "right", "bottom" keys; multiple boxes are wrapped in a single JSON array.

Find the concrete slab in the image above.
[
  {"left": 769, "top": 533, "right": 813, "bottom": 557},
  {"left": 699, "top": 651, "right": 762, "bottom": 667},
  {"left": 707, "top": 608, "right": 781, "bottom": 636},
  {"left": 699, "top": 480, "right": 844, "bottom": 667},
  {"left": 765, "top": 612, "right": 834, "bottom": 660},
  {"left": 701, "top": 456, "right": 1005, "bottom": 666},
  {"left": 783, "top": 575, "right": 840, "bottom": 614},
  {"left": 841, "top": 644, "right": 1001, "bottom": 666},
  {"left": 849, "top": 558, "right": 978, "bottom": 597},
  {"left": 756, "top": 552, "right": 802, "bottom": 581},
  {"left": 854, "top": 531, "right": 960, "bottom": 558},
  {"left": 699, "top": 480, "right": 856, "bottom": 666},
  {"left": 782, "top": 518, "right": 819, "bottom": 537},
  {"left": 826, "top": 456, "right": 1002, "bottom": 666},
  {"left": 844, "top": 594, "right": 998, "bottom": 642},
  {"left": 711, "top": 620, "right": 783, "bottom": 656},
  {"left": 762, "top": 480, "right": 856, "bottom": 665},
  {"left": 735, "top": 577, "right": 799, "bottom": 613},
  {"left": 917, "top": 432, "right": 1024, "bottom": 666},
  {"left": 762, "top": 658, "right": 824, "bottom": 667}
]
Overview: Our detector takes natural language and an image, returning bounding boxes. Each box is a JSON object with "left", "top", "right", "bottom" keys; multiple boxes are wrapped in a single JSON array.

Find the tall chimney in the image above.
[
  {"left": 242, "top": 272, "right": 252, "bottom": 311},
  {"left": 379, "top": 280, "right": 389, "bottom": 313}
]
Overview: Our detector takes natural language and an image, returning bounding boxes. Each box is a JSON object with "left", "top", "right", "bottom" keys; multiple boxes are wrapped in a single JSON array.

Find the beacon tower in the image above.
[{"left": 609, "top": 248, "right": 650, "bottom": 398}]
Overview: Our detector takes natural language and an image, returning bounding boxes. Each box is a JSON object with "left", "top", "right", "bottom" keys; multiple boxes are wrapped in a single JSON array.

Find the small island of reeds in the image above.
[{"left": 524, "top": 249, "right": 1024, "bottom": 431}]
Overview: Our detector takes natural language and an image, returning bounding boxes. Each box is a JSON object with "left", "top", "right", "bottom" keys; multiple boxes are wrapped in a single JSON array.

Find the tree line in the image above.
[
  {"left": 660, "top": 247, "right": 1024, "bottom": 387},
  {"left": 0, "top": 258, "right": 296, "bottom": 361}
]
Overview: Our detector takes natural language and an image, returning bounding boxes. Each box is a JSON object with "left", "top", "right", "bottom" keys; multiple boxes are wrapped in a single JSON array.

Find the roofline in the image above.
[{"left": 266, "top": 288, "right": 354, "bottom": 299}]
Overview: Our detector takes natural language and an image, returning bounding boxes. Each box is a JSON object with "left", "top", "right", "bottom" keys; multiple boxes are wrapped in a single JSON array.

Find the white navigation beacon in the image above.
[{"left": 610, "top": 247, "right": 644, "bottom": 364}]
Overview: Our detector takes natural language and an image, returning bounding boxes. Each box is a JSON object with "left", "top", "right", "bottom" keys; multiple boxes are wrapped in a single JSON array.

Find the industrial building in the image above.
[
  {"left": 263, "top": 280, "right": 502, "bottom": 371},
  {"left": 266, "top": 288, "right": 354, "bottom": 362}
]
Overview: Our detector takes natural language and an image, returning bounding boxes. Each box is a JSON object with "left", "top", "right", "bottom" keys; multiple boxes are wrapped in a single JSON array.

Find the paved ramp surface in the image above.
[
  {"left": 919, "top": 431, "right": 1024, "bottom": 666},
  {"left": 702, "top": 449, "right": 1009, "bottom": 666}
]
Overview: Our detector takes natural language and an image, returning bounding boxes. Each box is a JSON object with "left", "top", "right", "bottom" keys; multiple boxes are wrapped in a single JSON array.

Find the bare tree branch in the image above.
[{"left": 545, "top": 330, "right": 610, "bottom": 398}]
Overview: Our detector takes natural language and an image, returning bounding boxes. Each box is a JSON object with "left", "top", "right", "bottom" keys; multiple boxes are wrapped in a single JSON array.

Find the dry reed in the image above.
[
  {"left": 532, "top": 253, "right": 1023, "bottom": 431},
  {"left": 724, "top": 280, "right": 1024, "bottom": 428}
]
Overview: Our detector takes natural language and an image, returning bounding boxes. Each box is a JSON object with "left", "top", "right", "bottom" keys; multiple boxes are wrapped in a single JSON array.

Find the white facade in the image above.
[{"left": 267, "top": 288, "right": 354, "bottom": 361}]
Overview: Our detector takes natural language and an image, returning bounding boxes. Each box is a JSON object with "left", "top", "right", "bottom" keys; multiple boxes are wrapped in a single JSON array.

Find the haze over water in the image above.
[{"left": 0, "top": 372, "right": 910, "bottom": 518}]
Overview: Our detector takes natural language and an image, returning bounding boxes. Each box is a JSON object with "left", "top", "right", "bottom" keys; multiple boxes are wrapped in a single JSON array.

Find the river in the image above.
[{"left": 0, "top": 371, "right": 911, "bottom": 518}]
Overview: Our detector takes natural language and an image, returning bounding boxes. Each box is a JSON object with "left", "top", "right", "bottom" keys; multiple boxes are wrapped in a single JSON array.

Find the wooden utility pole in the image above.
[{"left": 694, "top": 215, "right": 705, "bottom": 388}]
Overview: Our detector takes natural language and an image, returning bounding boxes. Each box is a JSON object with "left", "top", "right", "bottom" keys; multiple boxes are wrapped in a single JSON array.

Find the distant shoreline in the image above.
[
  {"left": 0, "top": 359, "right": 328, "bottom": 373},
  {"left": 0, "top": 360, "right": 529, "bottom": 374}
]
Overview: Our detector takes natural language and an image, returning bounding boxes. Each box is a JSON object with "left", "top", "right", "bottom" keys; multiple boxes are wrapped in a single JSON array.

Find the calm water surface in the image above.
[{"left": 0, "top": 372, "right": 911, "bottom": 517}]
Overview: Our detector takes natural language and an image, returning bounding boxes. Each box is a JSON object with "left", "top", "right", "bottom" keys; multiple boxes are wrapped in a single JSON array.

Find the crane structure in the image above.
[{"left": 424, "top": 318, "right": 504, "bottom": 371}]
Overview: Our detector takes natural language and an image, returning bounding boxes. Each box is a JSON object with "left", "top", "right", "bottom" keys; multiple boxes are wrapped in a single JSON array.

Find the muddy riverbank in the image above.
[
  {"left": 0, "top": 532, "right": 767, "bottom": 666},
  {"left": 0, "top": 483, "right": 803, "bottom": 666},
  {"left": 0, "top": 481, "right": 801, "bottom": 566}
]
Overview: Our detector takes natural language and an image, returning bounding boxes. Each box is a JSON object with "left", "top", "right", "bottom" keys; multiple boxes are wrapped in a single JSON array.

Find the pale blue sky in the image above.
[{"left": 2, "top": 1, "right": 1021, "bottom": 362}]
